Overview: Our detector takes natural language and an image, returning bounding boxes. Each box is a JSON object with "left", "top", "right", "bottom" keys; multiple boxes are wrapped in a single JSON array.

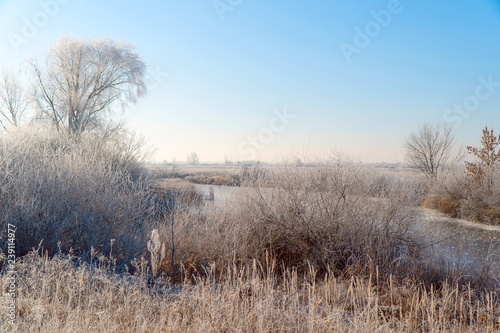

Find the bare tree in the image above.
[
  {"left": 404, "top": 122, "right": 460, "bottom": 180},
  {"left": 0, "top": 69, "right": 28, "bottom": 129},
  {"left": 187, "top": 152, "right": 199, "bottom": 165},
  {"left": 31, "top": 36, "right": 147, "bottom": 134}
]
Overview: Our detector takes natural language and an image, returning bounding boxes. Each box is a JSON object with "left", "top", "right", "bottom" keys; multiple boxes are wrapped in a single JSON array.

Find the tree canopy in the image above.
[{"left": 31, "top": 36, "right": 147, "bottom": 134}]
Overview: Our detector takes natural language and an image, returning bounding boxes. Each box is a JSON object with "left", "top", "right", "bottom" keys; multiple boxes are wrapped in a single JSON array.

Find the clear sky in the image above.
[{"left": 1, "top": 0, "right": 500, "bottom": 163}]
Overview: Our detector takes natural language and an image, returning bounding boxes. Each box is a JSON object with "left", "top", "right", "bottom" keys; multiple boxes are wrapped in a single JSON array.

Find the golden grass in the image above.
[
  {"left": 156, "top": 178, "right": 196, "bottom": 192},
  {"left": 421, "top": 194, "right": 461, "bottom": 218},
  {"left": 2, "top": 251, "right": 500, "bottom": 332},
  {"left": 154, "top": 178, "right": 204, "bottom": 208}
]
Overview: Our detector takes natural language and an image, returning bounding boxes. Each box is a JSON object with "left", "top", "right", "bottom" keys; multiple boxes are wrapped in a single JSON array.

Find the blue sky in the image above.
[{"left": 1, "top": 0, "right": 500, "bottom": 163}]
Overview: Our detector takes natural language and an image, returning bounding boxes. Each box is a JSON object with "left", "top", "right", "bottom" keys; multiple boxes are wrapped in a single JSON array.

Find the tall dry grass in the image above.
[{"left": 2, "top": 250, "right": 499, "bottom": 332}]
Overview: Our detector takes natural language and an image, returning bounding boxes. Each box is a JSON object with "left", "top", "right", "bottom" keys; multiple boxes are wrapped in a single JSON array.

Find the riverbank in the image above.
[{"left": 423, "top": 208, "right": 500, "bottom": 232}]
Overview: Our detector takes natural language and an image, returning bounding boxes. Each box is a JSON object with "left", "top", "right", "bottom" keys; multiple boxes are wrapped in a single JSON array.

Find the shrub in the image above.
[
  {"left": 421, "top": 171, "right": 464, "bottom": 218},
  {"left": 0, "top": 125, "right": 155, "bottom": 263},
  {"left": 422, "top": 194, "right": 460, "bottom": 217},
  {"left": 426, "top": 127, "right": 500, "bottom": 224},
  {"left": 460, "top": 188, "right": 500, "bottom": 225}
]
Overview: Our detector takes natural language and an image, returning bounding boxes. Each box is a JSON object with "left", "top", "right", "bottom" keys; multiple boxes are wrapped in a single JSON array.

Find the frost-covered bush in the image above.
[{"left": 0, "top": 125, "right": 155, "bottom": 263}]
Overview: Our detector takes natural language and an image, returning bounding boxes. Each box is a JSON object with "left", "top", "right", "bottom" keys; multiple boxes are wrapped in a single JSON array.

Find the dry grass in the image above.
[
  {"left": 422, "top": 194, "right": 461, "bottom": 218},
  {"left": 2, "top": 250, "right": 500, "bottom": 332},
  {"left": 1, "top": 127, "right": 499, "bottom": 332},
  {"left": 154, "top": 179, "right": 204, "bottom": 209},
  {"left": 151, "top": 164, "right": 241, "bottom": 186},
  {"left": 184, "top": 173, "right": 240, "bottom": 186},
  {"left": 157, "top": 178, "right": 199, "bottom": 191}
]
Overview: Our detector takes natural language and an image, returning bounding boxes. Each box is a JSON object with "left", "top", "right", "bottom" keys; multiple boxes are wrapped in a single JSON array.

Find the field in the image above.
[{"left": 1, "top": 128, "right": 500, "bottom": 332}]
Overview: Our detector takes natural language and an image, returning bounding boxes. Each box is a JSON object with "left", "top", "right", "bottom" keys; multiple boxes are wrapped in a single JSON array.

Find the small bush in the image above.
[
  {"left": 460, "top": 189, "right": 500, "bottom": 225},
  {"left": 421, "top": 173, "right": 464, "bottom": 218}
]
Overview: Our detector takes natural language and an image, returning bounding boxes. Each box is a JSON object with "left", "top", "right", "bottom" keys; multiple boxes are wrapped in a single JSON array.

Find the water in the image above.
[
  {"left": 195, "top": 184, "right": 250, "bottom": 204},
  {"left": 416, "top": 209, "right": 500, "bottom": 268}
]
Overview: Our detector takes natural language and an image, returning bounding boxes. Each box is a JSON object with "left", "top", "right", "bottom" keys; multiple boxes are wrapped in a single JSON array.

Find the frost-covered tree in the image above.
[
  {"left": 31, "top": 36, "right": 147, "bottom": 134},
  {"left": 0, "top": 69, "right": 28, "bottom": 129},
  {"left": 187, "top": 152, "right": 199, "bottom": 165},
  {"left": 404, "top": 122, "right": 459, "bottom": 180}
]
